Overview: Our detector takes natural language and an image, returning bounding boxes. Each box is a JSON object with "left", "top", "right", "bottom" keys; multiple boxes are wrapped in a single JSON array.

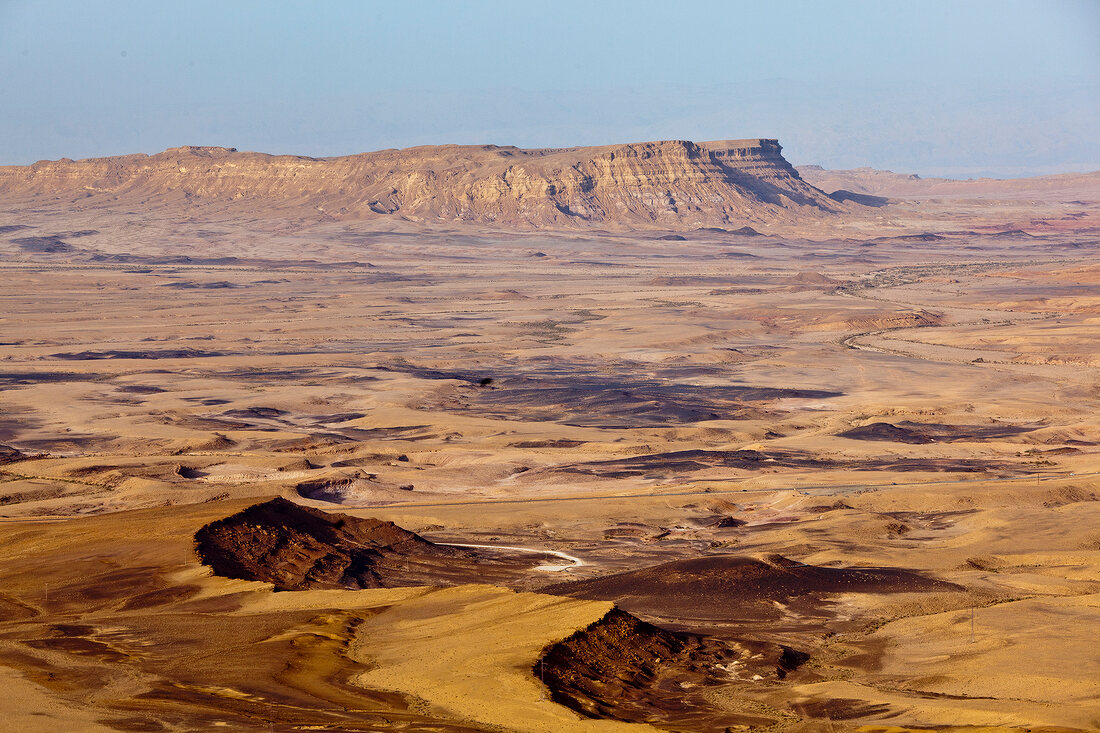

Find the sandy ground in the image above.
[
  {"left": 0, "top": 665, "right": 118, "bottom": 732},
  {"left": 350, "top": 586, "right": 658, "bottom": 732},
  {"left": 0, "top": 176, "right": 1098, "bottom": 731}
]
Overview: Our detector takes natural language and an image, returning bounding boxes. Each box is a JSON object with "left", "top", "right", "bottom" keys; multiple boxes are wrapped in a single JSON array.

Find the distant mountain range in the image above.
[{"left": 796, "top": 165, "right": 1100, "bottom": 199}]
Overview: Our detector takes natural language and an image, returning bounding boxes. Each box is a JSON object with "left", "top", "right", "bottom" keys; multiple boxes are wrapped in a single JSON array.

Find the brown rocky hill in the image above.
[
  {"left": 193, "top": 497, "right": 545, "bottom": 590},
  {"left": 0, "top": 139, "right": 849, "bottom": 229}
]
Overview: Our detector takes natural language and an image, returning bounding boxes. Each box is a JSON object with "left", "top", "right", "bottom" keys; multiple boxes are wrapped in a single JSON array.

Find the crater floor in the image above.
[{"left": 0, "top": 178, "right": 1098, "bottom": 731}]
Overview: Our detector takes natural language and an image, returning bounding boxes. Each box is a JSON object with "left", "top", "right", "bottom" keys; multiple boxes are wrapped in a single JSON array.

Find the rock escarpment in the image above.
[{"left": 0, "top": 139, "right": 849, "bottom": 229}]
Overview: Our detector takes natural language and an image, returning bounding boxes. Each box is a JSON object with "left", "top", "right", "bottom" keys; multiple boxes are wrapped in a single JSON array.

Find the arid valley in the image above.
[{"left": 0, "top": 139, "right": 1098, "bottom": 733}]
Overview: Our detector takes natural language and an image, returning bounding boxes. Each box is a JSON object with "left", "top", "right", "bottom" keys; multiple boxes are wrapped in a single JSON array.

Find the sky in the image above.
[{"left": 1, "top": 0, "right": 1097, "bottom": 176}]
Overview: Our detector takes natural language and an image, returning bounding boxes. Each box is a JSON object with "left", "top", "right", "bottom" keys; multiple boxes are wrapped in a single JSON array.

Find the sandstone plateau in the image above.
[{"left": 0, "top": 138, "right": 849, "bottom": 228}]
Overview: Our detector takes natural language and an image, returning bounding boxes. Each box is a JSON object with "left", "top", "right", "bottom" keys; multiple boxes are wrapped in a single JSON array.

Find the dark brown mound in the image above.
[
  {"left": 868, "top": 232, "right": 946, "bottom": 243},
  {"left": 791, "top": 697, "right": 893, "bottom": 720},
  {"left": 0, "top": 444, "right": 30, "bottom": 465},
  {"left": 695, "top": 225, "right": 766, "bottom": 236},
  {"left": 0, "top": 593, "right": 39, "bottom": 622},
  {"left": 538, "top": 607, "right": 752, "bottom": 730},
  {"left": 221, "top": 406, "right": 288, "bottom": 420},
  {"left": 543, "top": 555, "right": 961, "bottom": 622},
  {"left": 115, "top": 384, "right": 166, "bottom": 394},
  {"left": 557, "top": 447, "right": 1015, "bottom": 478},
  {"left": 184, "top": 432, "right": 236, "bottom": 452},
  {"left": 12, "top": 235, "right": 74, "bottom": 253},
  {"left": 828, "top": 190, "right": 889, "bottom": 207},
  {"left": 838, "top": 420, "right": 1035, "bottom": 444},
  {"left": 840, "top": 422, "right": 931, "bottom": 443},
  {"left": 194, "top": 498, "right": 542, "bottom": 590},
  {"left": 0, "top": 371, "right": 104, "bottom": 386},
  {"left": 508, "top": 439, "right": 587, "bottom": 449},
  {"left": 558, "top": 448, "right": 799, "bottom": 476},
  {"left": 404, "top": 365, "right": 842, "bottom": 428},
  {"left": 160, "top": 280, "right": 240, "bottom": 289},
  {"left": 807, "top": 500, "right": 855, "bottom": 513},
  {"left": 278, "top": 457, "right": 317, "bottom": 472},
  {"left": 173, "top": 464, "right": 204, "bottom": 479},
  {"left": 686, "top": 514, "right": 747, "bottom": 528},
  {"left": 51, "top": 348, "right": 227, "bottom": 360},
  {"left": 295, "top": 476, "right": 380, "bottom": 502}
]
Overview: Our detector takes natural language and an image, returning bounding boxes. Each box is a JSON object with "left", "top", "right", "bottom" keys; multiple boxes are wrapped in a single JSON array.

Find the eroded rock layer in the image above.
[
  {"left": 194, "top": 497, "right": 539, "bottom": 590},
  {"left": 0, "top": 139, "right": 847, "bottom": 228},
  {"left": 537, "top": 607, "right": 746, "bottom": 729}
]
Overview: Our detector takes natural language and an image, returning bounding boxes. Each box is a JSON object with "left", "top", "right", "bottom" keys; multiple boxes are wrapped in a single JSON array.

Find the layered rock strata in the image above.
[{"left": 1, "top": 139, "right": 848, "bottom": 228}]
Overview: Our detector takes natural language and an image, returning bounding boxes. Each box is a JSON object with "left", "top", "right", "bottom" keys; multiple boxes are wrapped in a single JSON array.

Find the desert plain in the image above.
[{"left": 0, "top": 140, "right": 1097, "bottom": 732}]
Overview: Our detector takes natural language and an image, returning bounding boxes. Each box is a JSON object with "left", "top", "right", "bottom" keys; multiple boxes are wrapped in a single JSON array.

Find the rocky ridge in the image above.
[{"left": 0, "top": 138, "right": 849, "bottom": 229}]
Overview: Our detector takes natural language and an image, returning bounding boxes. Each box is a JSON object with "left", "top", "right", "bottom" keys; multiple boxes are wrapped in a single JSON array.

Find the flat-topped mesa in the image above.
[
  {"left": 0, "top": 137, "right": 852, "bottom": 229},
  {"left": 700, "top": 138, "right": 801, "bottom": 177}
]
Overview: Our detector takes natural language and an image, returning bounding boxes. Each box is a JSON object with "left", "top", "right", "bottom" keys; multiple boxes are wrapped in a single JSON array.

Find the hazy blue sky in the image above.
[{"left": 1, "top": 0, "right": 1097, "bottom": 176}]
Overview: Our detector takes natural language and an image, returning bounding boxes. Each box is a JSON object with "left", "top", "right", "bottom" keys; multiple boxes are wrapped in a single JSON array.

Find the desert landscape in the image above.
[{"left": 0, "top": 136, "right": 1097, "bottom": 733}]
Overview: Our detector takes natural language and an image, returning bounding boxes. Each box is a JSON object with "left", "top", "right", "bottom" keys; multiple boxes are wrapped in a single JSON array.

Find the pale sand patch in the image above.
[
  {"left": 348, "top": 584, "right": 661, "bottom": 732},
  {"left": 771, "top": 594, "right": 1100, "bottom": 730},
  {"left": 870, "top": 594, "right": 1100, "bottom": 706},
  {"left": 438, "top": 542, "right": 586, "bottom": 572}
]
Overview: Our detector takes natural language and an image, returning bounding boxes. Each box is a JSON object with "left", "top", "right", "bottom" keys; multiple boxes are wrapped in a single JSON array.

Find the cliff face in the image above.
[{"left": 0, "top": 138, "right": 847, "bottom": 228}]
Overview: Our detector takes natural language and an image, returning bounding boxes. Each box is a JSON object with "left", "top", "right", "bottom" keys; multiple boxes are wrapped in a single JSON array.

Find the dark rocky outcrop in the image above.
[
  {"left": 194, "top": 498, "right": 542, "bottom": 590},
  {"left": 537, "top": 607, "right": 745, "bottom": 729},
  {"left": 194, "top": 498, "right": 465, "bottom": 591},
  {"left": 0, "top": 444, "right": 30, "bottom": 465}
]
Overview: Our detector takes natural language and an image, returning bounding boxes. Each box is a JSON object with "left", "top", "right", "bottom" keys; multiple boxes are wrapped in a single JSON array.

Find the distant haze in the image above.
[{"left": 1, "top": 0, "right": 1097, "bottom": 177}]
